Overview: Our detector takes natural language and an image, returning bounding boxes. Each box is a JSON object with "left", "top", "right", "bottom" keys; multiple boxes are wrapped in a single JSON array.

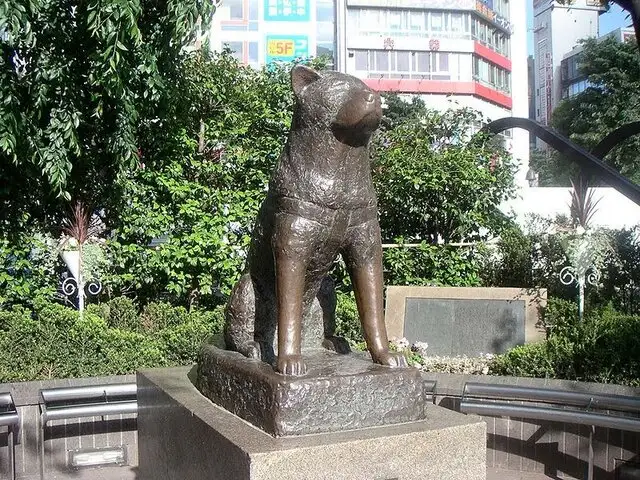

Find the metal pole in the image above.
[
  {"left": 579, "top": 278, "right": 585, "bottom": 322},
  {"left": 8, "top": 426, "right": 15, "bottom": 480},
  {"left": 587, "top": 425, "right": 595, "bottom": 480}
]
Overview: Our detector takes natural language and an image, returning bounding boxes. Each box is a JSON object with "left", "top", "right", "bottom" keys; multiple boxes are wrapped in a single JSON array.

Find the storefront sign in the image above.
[
  {"left": 265, "top": 35, "right": 309, "bottom": 62},
  {"left": 264, "top": 0, "right": 310, "bottom": 21}
]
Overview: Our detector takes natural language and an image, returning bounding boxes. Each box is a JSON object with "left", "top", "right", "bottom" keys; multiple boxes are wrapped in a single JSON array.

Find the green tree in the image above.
[
  {"left": 548, "top": 37, "right": 640, "bottom": 184},
  {"left": 106, "top": 53, "right": 328, "bottom": 307},
  {"left": 372, "top": 107, "right": 517, "bottom": 244},
  {"left": 0, "top": 0, "right": 215, "bottom": 217}
]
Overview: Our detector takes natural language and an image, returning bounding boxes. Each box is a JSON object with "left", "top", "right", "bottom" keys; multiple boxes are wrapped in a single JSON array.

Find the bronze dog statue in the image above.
[{"left": 224, "top": 65, "right": 407, "bottom": 375}]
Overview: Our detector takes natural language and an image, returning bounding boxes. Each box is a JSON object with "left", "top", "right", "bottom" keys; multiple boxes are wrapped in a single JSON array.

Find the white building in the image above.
[
  {"left": 533, "top": 0, "right": 605, "bottom": 126},
  {"left": 210, "top": 0, "right": 529, "bottom": 184},
  {"left": 340, "top": 0, "right": 530, "bottom": 187}
]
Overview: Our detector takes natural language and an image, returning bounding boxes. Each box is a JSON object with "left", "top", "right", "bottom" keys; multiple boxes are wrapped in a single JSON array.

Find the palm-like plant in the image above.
[{"left": 59, "top": 202, "right": 103, "bottom": 312}]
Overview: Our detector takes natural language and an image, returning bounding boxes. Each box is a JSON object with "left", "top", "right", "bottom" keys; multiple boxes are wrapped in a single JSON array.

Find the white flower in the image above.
[{"left": 392, "top": 337, "right": 409, "bottom": 349}]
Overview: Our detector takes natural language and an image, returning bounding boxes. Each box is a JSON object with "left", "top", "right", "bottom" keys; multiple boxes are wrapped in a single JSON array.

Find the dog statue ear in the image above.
[{"left": 291, "top": 65, "right": 322, "bottom": 97}]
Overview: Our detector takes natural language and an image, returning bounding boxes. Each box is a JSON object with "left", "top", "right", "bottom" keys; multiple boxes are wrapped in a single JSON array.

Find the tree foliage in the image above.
[
  {"left": 373, "top": 105, "right": 517, "bottom": 244},
  {"left": 105, "top": 53, "right": 327, "bottom": 306},
  {"left": 548, "top": 37, "right": 640, "bottom": 184},
  {"left": 0, "top": 0, "right": 215, "bottom": 214}
]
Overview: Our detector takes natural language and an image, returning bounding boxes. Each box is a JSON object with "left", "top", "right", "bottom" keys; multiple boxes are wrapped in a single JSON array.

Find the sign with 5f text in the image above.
[{"left": 265, "top": 35, "right": 308, "bottom": 63}]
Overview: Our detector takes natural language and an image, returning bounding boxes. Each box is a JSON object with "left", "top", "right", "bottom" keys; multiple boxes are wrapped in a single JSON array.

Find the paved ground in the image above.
[
  {"left": 487, "top": 468, "right": 568, "bottom": 480},
  {"left": 28, "top": 466, "right": 568, "bottom": 479},
  {"left": 54, "top": 467, "right": 565, "bottom": 479}
]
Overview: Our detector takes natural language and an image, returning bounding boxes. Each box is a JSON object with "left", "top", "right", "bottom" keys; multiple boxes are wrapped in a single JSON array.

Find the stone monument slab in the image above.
[
  {"left": 196, "top": 343, "right": 427, "bottom": 437},
  {"left": 137, "top": 366, "right": 487, "bottom": 480},
  {"left": 385, "top": 286, "right": 546, "bottom": 356}
]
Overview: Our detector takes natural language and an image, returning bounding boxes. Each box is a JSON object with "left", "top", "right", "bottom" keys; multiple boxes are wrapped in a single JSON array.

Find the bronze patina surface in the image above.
[
  {"left": 223, "top": 66, "right": 407, "bottom": 375},
  {"left": 196, "top": 344, "right": 426, "bottom": 436}
]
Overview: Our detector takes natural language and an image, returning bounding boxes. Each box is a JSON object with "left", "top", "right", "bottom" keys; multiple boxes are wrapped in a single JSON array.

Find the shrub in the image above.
[
  {"left": 140, "top": 301, "right": 189, "bottom": 332},
  {"left": 0, "top": 299, "right": 225, "bottom": 382},
  {"left": 491, "top": 300, "right": 640, "bottom": 386},
  {"left": 158, "top": 308, "right": 224, "bottom": 365},
  {"left": 334, "top": 292, "right": 362, "bottom": 344},
  {"left": 86, "top": 296, "right": 140, "bottom": 331},
  {"left": 0, "top": 232, "right": 59, "bottom": 309}
]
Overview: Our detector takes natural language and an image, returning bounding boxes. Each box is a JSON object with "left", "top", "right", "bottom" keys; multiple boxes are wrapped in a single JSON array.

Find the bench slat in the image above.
[
  {"left": 0, "top": 392, "right": 14, "bottom": 406},
  {"left": 42, "top": 401, "right": 137, "bottom": 424},
  {"left": 0, "top": 412, "right": 19, "bottom": 428},
  {"left": 461, "top": 399, "right": 640, "bottom": 433},
  {"left": 40, "top": 384, "right": 136, "bottom": 403},
  {"left": 463, "top": 382, "right": 640, "bottom": 413}
]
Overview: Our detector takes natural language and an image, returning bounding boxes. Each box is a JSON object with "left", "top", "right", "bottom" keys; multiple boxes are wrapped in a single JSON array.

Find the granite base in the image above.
[{"left": 137, "top": 367, "right": 487, "bottom": 480}]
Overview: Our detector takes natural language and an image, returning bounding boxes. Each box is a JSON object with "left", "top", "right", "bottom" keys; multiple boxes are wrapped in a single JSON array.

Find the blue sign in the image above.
[
  {"left": 264, "top": 0, "right": 310, "bottom": 21},
  {"left": 265, "top": 35, "right": 309, "bottom": 63}
]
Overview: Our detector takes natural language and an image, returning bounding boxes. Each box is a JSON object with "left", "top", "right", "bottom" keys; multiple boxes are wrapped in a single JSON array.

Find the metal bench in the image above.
[
  {"left": 460, "top": 382, "right": 640, "bottom": 480},
  {"left": 1, "top": 392, "right": 19, "bottom": 480},
  {"left": 38, "top": 383, "right": 137, "bottom": 477},
  {"left": 39, "top": 383, "right": 137, "bottom": 425},
  {"left": 423, "top": 379, "right": 437, "bottom": 403}
]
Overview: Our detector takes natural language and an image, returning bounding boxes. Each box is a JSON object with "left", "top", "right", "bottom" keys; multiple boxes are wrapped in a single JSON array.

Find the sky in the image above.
[{"left": 526, "top": 1, "right": 631, "bottom": 55}]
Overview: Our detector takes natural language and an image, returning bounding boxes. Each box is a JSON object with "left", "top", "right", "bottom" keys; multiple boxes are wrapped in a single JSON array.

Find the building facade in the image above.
[
  {"left": 209, "top": 0, "right": 336, "bottom": 67},
  {"left": 532, "top": 0, "right": 605, "bottom": 126},
  {"left": 209, "top": 0, "right": 530, "bottom": 186},
  {"left": 340, "top": 0, "right": 529, "bottom": 186},
  {"left": 560, "top": 27, "right": 635, "bottom": 100}
]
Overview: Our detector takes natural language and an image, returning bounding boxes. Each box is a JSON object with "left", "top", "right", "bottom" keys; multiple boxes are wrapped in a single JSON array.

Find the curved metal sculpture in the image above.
[
  {"left": 591, "top": 121, "right": 640, "bottom": 159},
  {"left": 482, "top": 117, "right": 640, "bottom": 206}
]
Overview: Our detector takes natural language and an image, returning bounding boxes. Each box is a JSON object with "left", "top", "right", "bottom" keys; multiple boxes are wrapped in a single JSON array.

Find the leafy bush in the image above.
[
  {"left": 383, "top": 242, "right": 483, "bottom": 287},
  {"left": 140, "top": 302, "right": 189, "bottom": 332},
  {"left": 491, "top": 300, "right": 640, "bottom": 386},
  {"left": 0, "top": 232, "right": 59, "bottom": 308},
  {"left": 0, "top": 299, "right": 223, "bottom": 382},
  {"left": 86, "top": 296, "right": 139, "bottom": 331},
  {"left": 335, "top": 292, "right": 362, "bottom": 344}
]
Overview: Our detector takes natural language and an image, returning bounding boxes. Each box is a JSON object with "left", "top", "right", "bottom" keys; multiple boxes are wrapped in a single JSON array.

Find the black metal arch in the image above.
[
  {"left": 591, "top": 121, "right": 640, "bottom": 159},
  {"left": 482, "top": 117, "right": 640, "bottom": 207}
]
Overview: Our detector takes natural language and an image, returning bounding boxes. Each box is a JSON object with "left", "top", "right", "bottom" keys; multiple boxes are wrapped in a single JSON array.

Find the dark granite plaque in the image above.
[
  {"left": 404, "top": 298, "right": 526, "bottom": 356},
  {"left": 195, "top": 343, "right": 427, "bottom": 437}
]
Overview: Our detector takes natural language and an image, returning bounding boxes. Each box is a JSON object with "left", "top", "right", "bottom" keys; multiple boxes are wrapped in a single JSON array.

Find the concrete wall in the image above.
[
  {"left": 0, "top": 375, "right": 137, "bottom": 480},
  {"left": 422, "top": 372, "right": 640, "bottom": 480}
]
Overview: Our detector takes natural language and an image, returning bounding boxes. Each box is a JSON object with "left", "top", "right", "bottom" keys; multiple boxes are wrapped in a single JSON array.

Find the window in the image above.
[
  {"left": 355, "top": 51, "right": 368, "bottom": 70},
  {"left": 248, "top": 42, "right": 259, "bottom": 64},
  {"left": 451, "top": 13, "right": 463, "bottom": 32},
  {"left": 226, "top": 0, "right": 244, "bottom": 20},
  {"left": 375, "top": 51, "right": 389, "bottom": 71},
  {"left": 415, "top": 52, "right": 430, "bottom": 73},
  {"left": 410, "top": 11, "right": 424, "bottom": 31},
  {"left": 439, "top": 53, "right": 449, "bottom": 71},
  {"left": 396, "top": 51, "right": 410, "bottom": 72},
  {"left": 227, "top": 41, "right": 243, "bottom": 61},
  {"left": 430, "top": 12, "right": 443, "bottom": 31},
  {"left": 317, "top": 21, "right": 334, "bottom": 43},
  {"left": 316, "top": 0, "right": 333, "bottom": 22},
  {"left": 388, "top": 11, "right": 402, "bottom": 30},
  {"left": 248, "top": 0, "right": 258, "bottom": 20}
]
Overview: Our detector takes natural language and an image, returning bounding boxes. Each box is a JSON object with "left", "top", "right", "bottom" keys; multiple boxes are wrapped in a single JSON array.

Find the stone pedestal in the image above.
[
  {"left": 196, "top": 345, "right": 427, "bottom": 436},
  {"left": 137, "top": 366, "right": 487, "bottom": 480}
]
